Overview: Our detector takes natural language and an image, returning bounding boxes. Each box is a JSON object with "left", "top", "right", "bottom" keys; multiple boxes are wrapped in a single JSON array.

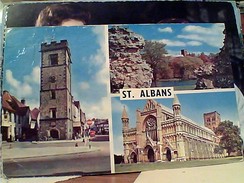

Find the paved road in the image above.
[{"left": 2, "top": 140, "right": 111, "bottom": 178}]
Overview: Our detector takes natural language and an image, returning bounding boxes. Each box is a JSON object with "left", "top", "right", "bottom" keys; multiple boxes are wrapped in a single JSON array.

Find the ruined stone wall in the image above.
[{"left": 109, "top": 26, "right": 153, "bottom": 93}]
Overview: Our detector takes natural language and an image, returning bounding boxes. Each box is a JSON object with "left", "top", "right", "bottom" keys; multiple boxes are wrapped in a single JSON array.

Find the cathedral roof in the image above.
[{"left": 122, "top": 106, "right": 128, "bottom": 119}]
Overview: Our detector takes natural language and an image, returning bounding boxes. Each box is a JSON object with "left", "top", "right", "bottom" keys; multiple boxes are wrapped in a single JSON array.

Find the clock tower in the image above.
[{"left": 39, "top": 40, "right": 73, "bottom": 140}]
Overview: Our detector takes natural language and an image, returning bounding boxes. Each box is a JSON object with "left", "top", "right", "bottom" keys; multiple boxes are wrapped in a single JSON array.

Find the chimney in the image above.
[{"left": 21, "top": 98, "right": 26, "bottom": 105}]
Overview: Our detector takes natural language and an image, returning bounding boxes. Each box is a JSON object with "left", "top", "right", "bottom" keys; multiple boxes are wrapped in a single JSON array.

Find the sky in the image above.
[
  {"left": 120, "top": 23, "right": 225, "bottom": 56},
  {"left": 112, "top": 90, "right": 240, "bottom": 155},
  {"left": 3, "top": 25, "right": 110, "bottom": 119}
]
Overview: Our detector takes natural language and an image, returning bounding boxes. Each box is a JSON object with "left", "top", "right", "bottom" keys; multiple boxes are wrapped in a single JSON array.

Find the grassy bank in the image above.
[{"left": 115, "top": 156, "right": 243, "bottom": 173}]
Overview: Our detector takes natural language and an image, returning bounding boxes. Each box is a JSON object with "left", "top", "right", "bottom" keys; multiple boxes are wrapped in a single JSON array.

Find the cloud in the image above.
[
  {"left": 156, "top": 39, "right": 186, "bottom": 47},
  {"left": 92, "top": 26, "right": 108, "bottom": 53},
  {"left": 95, "top": 63, "right": 110, "bottom": 85},
  {"left": 158, "top": 27, "right": 173, "bottom": 33},
  {"left": 80, "top": 96, "right": 111, "bottom": 119},
  {"left": 25, "top": 99, "right": 39, "bottom": 110},
  {"left": 79, "top": 82, "right": 90, "bottom": 90},
  {"left": 182, "top": 24, "right": 224, "bottom": 35},
  {"left": 187, "top": 41, "right": 202, "bottom": 46},
  {"left": 24, "top": 66, "right": 40, "bottom": 84},
  {"left": 5, "top": 66, "right": 41, "bottom": 104},
  {"left": 178, "top": 24, "right": 225, "bottom": 48},
  {"left": 6, "top": 69, "right": 32, "bottom": 98},
  {"left": 90, "top": 26, "right": 107, "bottom": 66},
  {"left": 88, "top": 26, "right": 109, "bottom": 85}
]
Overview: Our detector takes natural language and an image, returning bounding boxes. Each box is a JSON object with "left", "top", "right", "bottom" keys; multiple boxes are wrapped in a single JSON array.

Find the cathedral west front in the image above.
[{"left": 121, "top": 95, "right": 223, "bottom": 163}]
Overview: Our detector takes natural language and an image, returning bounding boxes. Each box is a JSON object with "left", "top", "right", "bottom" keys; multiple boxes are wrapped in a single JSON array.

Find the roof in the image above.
[
  {"left": 31, "top": 108, "right": 40, "bottom": 120},
  {"left": 2, "top": 92, "right": 15, "bottom": 113},
  {"left": 122, "top": 106, "right": 128, "bottom": 119},
  {"left": 2, "top": 90, "right": 30, "bottom": 115},
  {"left": 173, "top": 94, "right": 180, "bottom": 106}
]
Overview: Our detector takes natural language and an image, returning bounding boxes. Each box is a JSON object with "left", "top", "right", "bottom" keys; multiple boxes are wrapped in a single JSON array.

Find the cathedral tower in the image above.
[
  {"left": 39, "top": 40, "right": 73, "bottom": 140},
  {"left": 121, "top": 106, "right": 130, "bottom": 163},
  {"left": 122, "top": 106, "right": 129, "bottom": 132},
  {"left": 203, "top": 111, "right": 221, "bottom": 131},
  {"left": 172, "top": 94, "right": 181, "bottom": 118}
]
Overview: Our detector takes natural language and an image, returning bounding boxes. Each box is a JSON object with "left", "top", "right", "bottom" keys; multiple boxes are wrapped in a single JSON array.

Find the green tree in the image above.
[
  {"left": 142, "top": 40, "right": 168, "bottom": 86},
  {"left": 214, "top": 145, "right": 224, "bottom": 154},
  {"left": 156, "top": 56, "right": 173, "bottom": 79},
  {"left": 215, "top": 120, "right": 243, "bottom": 156}
]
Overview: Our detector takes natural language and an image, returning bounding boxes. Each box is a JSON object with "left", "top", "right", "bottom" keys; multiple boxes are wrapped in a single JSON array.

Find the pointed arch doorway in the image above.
[
  {"left": 147, "top": 146, "right": 155, "bottom": 162},
  {"left": 165, "top": 147, "right": 172, "bottom": 161}
]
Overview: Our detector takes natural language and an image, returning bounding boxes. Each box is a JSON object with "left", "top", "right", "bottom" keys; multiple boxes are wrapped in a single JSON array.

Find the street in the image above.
[{"left": 2, "top": 139, "right": 111, "bottom": 178}]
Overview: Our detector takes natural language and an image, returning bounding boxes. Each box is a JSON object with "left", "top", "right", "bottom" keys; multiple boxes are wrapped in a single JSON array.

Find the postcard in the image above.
[
  {"left": 108, "top": 23, "right": 242, "bottom": 173},
  {"left": 0, "top": 0, "right": 243, "bottom": 182},
  {"left": 109, "top": 23, "right": 235, "bottom": 93},
  {"left": 2, "top": 25, "right": 112, "bottom": 178}
]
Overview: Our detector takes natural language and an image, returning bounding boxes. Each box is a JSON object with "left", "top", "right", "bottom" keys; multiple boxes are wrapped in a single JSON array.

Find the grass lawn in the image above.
[{"left": 115, "top": 156, "right": 243, "bottom": 173}]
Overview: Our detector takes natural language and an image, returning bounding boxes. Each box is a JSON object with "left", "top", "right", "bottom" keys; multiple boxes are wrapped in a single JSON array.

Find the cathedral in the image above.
[{"left": 121, "top": 95, "right": 222, "bottom": 163}]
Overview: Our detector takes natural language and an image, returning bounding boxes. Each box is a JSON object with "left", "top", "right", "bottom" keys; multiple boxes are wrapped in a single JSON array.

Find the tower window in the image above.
[
  {"left": 49, "top": 54, "right": 58, "bottom": 66},
  {"left": 50, "top": 90, "right": 56, "bottom": 99},
  {"left": 50, "top": 108, "right": 57, "bottom": 118}
]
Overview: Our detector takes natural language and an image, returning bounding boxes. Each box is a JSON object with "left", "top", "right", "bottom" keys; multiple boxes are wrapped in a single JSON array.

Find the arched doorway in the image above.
[
  {"left": 50, "top": 129, "right": 59, "bottom": 139},
  {"left": 130, "top": 152, "right": 137, "bottom": 163},
  {"left": 148, "top": 147, "right": 155, "bottom": 162},
  {"left": 166, "top": 148, "right": 172, "bottom": 161}
]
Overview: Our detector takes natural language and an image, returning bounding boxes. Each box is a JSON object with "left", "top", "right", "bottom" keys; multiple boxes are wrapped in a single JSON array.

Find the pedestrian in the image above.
[{"left": 35, "top": 3, "right": 91, "bottom": 26}]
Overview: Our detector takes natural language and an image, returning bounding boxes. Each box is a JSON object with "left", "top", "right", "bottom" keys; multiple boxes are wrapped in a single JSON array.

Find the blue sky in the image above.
[
  {"left": 120, "top": 23, "right": 225, "bottom": 55},
  {"left": 112, "top": 90, "right": 240, "bottom": 155},
  {"left": 3, "top": 26, "right": 110, "bottom": 119}
]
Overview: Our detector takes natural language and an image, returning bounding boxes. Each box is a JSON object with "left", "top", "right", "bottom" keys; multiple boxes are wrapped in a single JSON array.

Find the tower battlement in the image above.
[{"left": 41, "top": 40, "right": 69, "bottom": 52}]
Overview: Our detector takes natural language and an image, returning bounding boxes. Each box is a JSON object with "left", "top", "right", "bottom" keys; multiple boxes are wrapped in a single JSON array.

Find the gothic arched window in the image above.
[{"left": 145, "top": 116, "right": 157, "bottom": 141}]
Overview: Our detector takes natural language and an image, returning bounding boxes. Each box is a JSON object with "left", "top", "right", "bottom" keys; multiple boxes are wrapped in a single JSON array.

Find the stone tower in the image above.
[
  {"left": 121, "top": 106, "right": 130, "bottom": 163},
  {"left": 203, "top": 111, "right": 221, "bottom": 131},
  {"left": 39, "top": 40, "right": 73, "bottom": 140},
  {"left": 172, "top": 94, "right": 181, "bottom": 118},
  {"left": 122, "top": 106, "right": 129, "bottom": 132}
]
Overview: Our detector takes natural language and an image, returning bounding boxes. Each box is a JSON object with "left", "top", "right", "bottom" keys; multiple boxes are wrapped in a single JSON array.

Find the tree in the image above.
[
  {"left": 156, "top": 56, "right": 173, "bottom": 79},
  {"left": 213, "top": 29, "right": 234, "bottom": 88},
  {"left": 142, "top": 40, "right": 168, "bottom": 86},
  {"left": 170, "top": 56, "right": 203, "bottom": 79},
  {"left": 215, "top": 120, "right": 243, "bottom": 156},
  {"left": 214, "top": 145, "right": 224, "bottom": 154}
]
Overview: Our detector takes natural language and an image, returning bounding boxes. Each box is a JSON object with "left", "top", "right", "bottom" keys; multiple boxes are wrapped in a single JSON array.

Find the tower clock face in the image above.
[{"left": 49, "top": 76, "right": 56, "bottom": 83}]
